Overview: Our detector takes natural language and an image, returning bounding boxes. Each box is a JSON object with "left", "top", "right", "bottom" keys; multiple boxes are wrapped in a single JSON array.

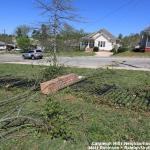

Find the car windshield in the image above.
[
  {"left": 36, "top": 50, "right": 42, "bottom": 52},
  {"left": 28, "top": 51, "right": 34, "bottom": 53}
]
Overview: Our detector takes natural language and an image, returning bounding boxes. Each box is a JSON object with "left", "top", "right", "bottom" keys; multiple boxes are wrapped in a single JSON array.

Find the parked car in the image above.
[
  {"left": 22, "top": 49, "right": 43, "bottom": 59},
  {"left": 15, "top": 48, "right": 22, "bottom": 51},
  {"left": 133, "top": 43, "right": 144, "bottom": 52}
]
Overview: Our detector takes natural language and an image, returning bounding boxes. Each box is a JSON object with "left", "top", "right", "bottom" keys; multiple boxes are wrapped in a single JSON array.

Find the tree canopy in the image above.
[
  {"left": 0, "top": 34, "right": 13, "bottom": 44},
  {"left": 120, "top": 33, "right": 141, "bottom": 48},
  {"left": 15, "top": 25, "right": 30, "bottom": 37},
  {"left": 16, "top": 37, "right": 30, "bottom": 52}
]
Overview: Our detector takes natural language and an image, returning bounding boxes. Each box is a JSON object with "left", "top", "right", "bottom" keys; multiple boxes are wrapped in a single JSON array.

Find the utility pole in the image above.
[{"left": 4, "top": 29, "right": 7, "bottom": 51}]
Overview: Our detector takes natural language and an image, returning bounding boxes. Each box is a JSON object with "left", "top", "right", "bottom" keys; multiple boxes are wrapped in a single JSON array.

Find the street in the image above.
[{"left": 1, "top": 54, "right": 150, "bottom": 71}]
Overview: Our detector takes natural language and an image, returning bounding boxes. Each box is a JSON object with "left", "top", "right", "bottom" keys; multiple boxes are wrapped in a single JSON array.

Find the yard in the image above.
[
  {"left": 0, "top": 64, "right": 150, "bottom": 149},
  {"left": 0, "top": 50, "right": 95, "bottom": 57},
  {"left": 44, "top": 50, "right": 95, "bottom": 57},
  {"left": 114, "top": 51, "right": 150, "bottom": 57}
]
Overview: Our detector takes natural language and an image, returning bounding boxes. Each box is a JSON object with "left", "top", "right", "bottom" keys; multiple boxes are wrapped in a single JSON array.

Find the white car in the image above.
[{"left": 22, "top": 49, "right": 43, "bottom": 59}]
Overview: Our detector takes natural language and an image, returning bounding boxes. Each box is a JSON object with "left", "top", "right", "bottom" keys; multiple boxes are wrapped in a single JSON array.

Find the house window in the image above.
[
  {"left": 148, "top": 36, "right": 150, "bottom": 42},
  {"left": 98, "top": 41, "right": 106, "bottom": 47},
  {"left": 147, "top": 36, "right": 150, "bottom": 47},
  {"left": 89, "top": 41, "right": 94, "bottom": 48},
  {"left": 103, "top": 41, "right": 106, "bottom": 47},
  {"left": 82, "top": 41, "right": 88, "bottom": 46}
]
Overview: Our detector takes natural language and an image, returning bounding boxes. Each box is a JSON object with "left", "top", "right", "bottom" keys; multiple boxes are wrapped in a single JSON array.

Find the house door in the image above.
[{"left": 98, "top": 41, "right": 106, "bottom": 50}]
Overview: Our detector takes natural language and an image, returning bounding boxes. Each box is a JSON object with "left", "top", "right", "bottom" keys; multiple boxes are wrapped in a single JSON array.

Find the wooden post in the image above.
[
  {"left": 146, "top": 35, "right": 149, "bottom": 48},
  {"left": 145, "top": 35, "right": 150, "bottom": 52},
  {"left": 87, "top": 41, "right": 90, "bottom": 48}
]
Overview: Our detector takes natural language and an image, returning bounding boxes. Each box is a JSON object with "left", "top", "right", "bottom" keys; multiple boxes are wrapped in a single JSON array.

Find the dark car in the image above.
[
  {"left": 22, "top": 49, "right": 43, "bottom": 59},
  {"left": 134, "top": 43, "right": 145, "bottom": 52}
]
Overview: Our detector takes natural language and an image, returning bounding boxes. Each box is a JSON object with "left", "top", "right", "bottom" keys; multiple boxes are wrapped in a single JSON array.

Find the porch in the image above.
[
  {"left": 145, "top": 35, "right": 150, "bottom": 52},
  {"left": 81, "top": 39, "right": 95, "bottom": 52}
]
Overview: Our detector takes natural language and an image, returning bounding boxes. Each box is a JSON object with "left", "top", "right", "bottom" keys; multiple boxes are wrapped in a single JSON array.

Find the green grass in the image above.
[
  {"left": 0, "top": 64, "right": 42, "bottom": 79},
  {"left": 0, "top": 64, "right": 150, "bottom": 149},
  {"left": 44, "top": 50, "right": 95, "bottom": 57},
  {"left": 0, "top": 50, "right": 21, "bottom": 55},
  {"left": 0, "top": 64, "right": 92, "bottom": 80},
  {"left": 1, "top": 50, "right": 95, "bottom": 57},
  {"left": 114, "top": 51, "right": 150, "bottom": 57}
]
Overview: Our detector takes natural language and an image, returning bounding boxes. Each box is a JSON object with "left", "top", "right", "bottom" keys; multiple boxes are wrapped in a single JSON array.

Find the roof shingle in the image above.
[{"left": 82, "top": 28, "right": 116, "bottom": 42}]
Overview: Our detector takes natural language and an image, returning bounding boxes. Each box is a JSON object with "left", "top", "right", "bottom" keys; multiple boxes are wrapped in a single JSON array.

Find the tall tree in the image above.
[
  {"left": 0, "top": 34, "right": 13, "bottom": 43},
  {"left": 16, "top": 37, "right": 30, "bottom": 52},
  {"left": 118, "top": 33, "right": 123, "bottom": 40},
  {"left": 60, "top": 23, "right": 77, "bottom": 39},
  {"left": 36, "top": 0, "right": 77, "bottom": 65},
  {"left": 32, "top": 24, "right": 50, "bottom": 50},
  {"left": 15, "top": 25, "right": 30, "bottom": 37},
  {"left": 32, "top": 29, "right": 41, "bottom": 39},
  {"left": 58, "top": 23, "right": 86, "bottom": 51},
  {"left": 121, "top": 33, "right": 141, "bottom": 48},
  {"left": 40, "top": 24, "right": 50, "bottom": 50}
]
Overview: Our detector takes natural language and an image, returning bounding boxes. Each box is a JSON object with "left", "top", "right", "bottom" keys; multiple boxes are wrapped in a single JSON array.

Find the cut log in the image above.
[{"left": 40, "top": 74, "right": 81, "bottom": 95}]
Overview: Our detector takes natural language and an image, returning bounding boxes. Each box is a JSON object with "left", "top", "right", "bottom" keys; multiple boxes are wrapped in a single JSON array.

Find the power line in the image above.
[{"left": 99, "top": 0, "right": 139, "bottom": 21}]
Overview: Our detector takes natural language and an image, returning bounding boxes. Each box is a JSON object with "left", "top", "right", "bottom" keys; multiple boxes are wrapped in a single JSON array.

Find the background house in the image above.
[
  {"left": 140, "top": 26, "right": 150, "bottom": 52},
  {"left": 81, "top": 29, "right": 119, "bottom": 51},
  {"left": 0, "top": 41, "right": 16, "bottom": 51},
  {"left": 0, "top": 41, "right": 6, "bottom": 50}
]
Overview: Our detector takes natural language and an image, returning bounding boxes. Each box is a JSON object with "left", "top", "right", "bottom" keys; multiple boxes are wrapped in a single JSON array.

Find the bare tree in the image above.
[{"left": 36, "top": 0, "right": 77, "bottom": 66}]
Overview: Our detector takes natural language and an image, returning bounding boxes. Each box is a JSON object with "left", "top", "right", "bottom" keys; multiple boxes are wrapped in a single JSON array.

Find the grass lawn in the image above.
[
  {"left": 0, "top": 50, "right": 21, "bottom": 55},
  {"left": 0, "top": 64, "right": 150, "bottom": 149},
  {"left": 44, "top": 50, "right": 95, "bottom": 57},
  {"left": 0, "top": 50, "right": 95, "bottom": 57},
  {"left": 114, "top": 51, "right": 150, "bottom": 57}
]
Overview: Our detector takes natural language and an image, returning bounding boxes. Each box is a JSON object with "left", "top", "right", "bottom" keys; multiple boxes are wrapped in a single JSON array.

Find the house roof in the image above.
[
  {"left": 144, "top": 26, "right": 150, "bottom": 35},
  {"left": 0, "top": 41, "right": 15, "bottom": 47},
  {"left": 99, "top": 29, "right": 116, "bottom": 40},
  {"left": 82, "top": 28, "right": 117, "bottom": 42},
  {"left": 0, "top": 41, "right": 5, "bottom": 46}
]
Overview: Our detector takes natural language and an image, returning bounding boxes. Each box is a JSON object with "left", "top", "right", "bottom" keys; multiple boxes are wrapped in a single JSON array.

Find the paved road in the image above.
[{"left": 1, "top": 54, "right": 150, "bottom": 71}]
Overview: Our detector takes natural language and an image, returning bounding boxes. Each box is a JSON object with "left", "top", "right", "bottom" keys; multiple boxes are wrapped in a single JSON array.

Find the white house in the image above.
[
  {"left": 81, "top": 29, "right": 119, "bottom": 51},
  {"left": 140, "top": 26, "right": 150, "bottom": 52},
  {"left": 0, "top": 41, "right": 6, "bottom": 50}
]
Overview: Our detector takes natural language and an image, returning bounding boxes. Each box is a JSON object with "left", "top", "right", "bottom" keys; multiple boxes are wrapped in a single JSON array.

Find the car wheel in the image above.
[
  {"left": 22, "top": 55, "right": 26, "bottom": 59},
  {"left": 31, "top": 56, "right": 35, "bottom": 60}
]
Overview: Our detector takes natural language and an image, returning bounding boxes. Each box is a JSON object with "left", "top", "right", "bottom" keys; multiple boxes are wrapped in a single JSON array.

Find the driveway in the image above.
[
  {"left": 95, "top": 51, "right": 113, "bottom": 57},
  {"left": 1, "top": 54, "right": 150, "bottom": 71}
]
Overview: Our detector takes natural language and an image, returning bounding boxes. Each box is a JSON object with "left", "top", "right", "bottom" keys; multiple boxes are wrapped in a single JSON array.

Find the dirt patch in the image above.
[
  {"left": 0, "top": 77, "right": 37, "bottom": 89},
  {"left": 95, "top": 51, "right": 113, "bottom": 57}
]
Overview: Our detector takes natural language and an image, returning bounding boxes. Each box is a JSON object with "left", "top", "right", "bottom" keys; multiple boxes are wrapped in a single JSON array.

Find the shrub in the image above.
[
  {"left": 117, "top": 47, "right": 130, "bottom": 53},
  {"left": 93, "top": 47, "right": 99, "bottom": 52},
  {"left": 16, "top": 37, "right": 31, "bottom": 52},
  {"left": 111, "top": 48, "right": 118, "bottom": 54},
  {"left": 42, "top": 65, "right": 66, "bottom": 81},
  {"left": 43, "top": 98, "right": 75, "bottom": 141}
]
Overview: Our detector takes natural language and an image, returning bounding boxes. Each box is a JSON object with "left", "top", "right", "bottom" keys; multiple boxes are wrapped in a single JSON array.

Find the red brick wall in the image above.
[{"left": 145, "top": 48, "right": 150, "bottom": 52}]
